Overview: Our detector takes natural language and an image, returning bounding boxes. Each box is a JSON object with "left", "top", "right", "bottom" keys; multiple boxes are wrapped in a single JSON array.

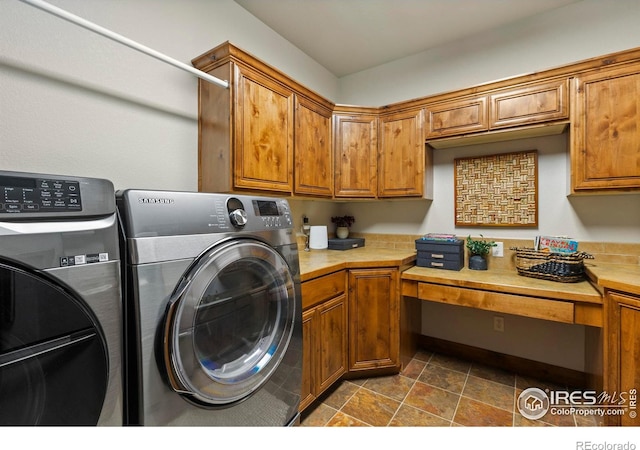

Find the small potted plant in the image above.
[
  {"left": 331, "top": 215, "right": 355, "bottom": 239},
  {"left": 466, "top": 235, "right": 496, "bottom": 270}
]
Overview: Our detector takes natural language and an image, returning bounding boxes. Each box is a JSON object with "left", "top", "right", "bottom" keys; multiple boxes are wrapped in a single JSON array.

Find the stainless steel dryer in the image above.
[
  {"left": 117, "top": 190, "right": 302, "bottom": 426},
  {"left": 0, "top": 170, "right": 123, "bottom": 426}
]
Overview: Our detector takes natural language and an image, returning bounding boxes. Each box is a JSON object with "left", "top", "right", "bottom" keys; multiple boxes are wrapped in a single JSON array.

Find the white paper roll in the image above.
[{"left": 309, "top": 225, "right": 328, "bottom": 249}]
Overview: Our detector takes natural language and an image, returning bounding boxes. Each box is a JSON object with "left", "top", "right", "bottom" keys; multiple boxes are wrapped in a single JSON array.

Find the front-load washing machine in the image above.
[
  {"left": 0, "top": 170, "right": 123, "bottom": 425},
  {"left": 117, "top": 190, "right": 302, "bottom": 426}
]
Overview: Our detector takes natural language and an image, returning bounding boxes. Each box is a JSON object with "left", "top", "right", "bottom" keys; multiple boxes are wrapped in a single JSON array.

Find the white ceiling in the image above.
[{"left": 234, "top": 0, "right": 583, "bottom": 77}]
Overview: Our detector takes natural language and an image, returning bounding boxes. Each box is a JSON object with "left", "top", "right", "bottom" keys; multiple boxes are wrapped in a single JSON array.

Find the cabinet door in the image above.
[
  {"left": 489, "top": 78, "right": 569, "bottom": 129},
  {"left": 234, "top": 65, "right": 294, "bottom": 193},
  {"left": 425, "top": 96, "right": 487, "bottom": 139},
  {"left": 294, "top": 97, "right": 333, "bottom": 197},
  {"left": 571, "top": 63, "right": 640, "bottom": 192},
  {"left": 348, "top": 268, "right": 400, "bottom": 372},
  {"left": 606, "top": 291, "right": 640, "bottom": 426},
  {"left": 378, "top": 109, "right": 425, "bottom": 198},
  {"left": 334, "top": 114, "right": 378, "bottom": 198},
  {"left": 317, "top": 294, "right": 348, "bottom": 393},
  {"left": 299, "top": 308, "right": 316, "bottom": 412}
]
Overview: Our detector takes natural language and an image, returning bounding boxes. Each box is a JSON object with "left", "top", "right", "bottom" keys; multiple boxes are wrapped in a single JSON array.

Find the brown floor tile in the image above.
[
  {"left": 462, "top": 375, "right": 515, "bottom": 411},
  {"left": 515, "top": 374, "right": 566, "bottom": 392},
  {"left": 514, "top": 414, "right": 553, "bottom": 426},
  {"left": 454, "top": 397, "right": 514, "bottom": 426},
  {"left": 469, "top": 363, "right": 516, "bottom": 387},
  {"left": 401, "top": 358, "right": 426, "bottom": 380},
  {"left": 418, "top": 363, "right": 467, "bottom": 394},
  {"left": 389, "top": 404, "right": 451, "bottom": 427},
  {"left": 341, "top": 387, "right": 401, "bottom": 426},
  {"left": 300, "top": 403, "right": 338, "bottom": 426},
  {"left": 429, "top": 353, "right": 472, "bottom": 374},
  {"left": 404, "top": 381, "right": 460, "bottom": 420},
  {"left": 326, "top": 411, "right": 370, "bottom": 427},
  {"left": 302, "top": 353, "right": 601, "bottom": 428},
  {"left": 321, "top": 380, "right": 360, "bottom": 410},
  {"left": 412, "top": 350, "right": 433, "bottom": 362},
  {"left": 362, "top": 374, "right": 415, "bottom": 402}
]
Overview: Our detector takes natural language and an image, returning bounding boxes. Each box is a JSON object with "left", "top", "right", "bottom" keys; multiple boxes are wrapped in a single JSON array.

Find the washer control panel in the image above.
[
  {"left": 0, "top": 174, "right": 82, "bottom": 213},
  {"left": 252, "top": 199, "right": 293, "bottom": 228}
]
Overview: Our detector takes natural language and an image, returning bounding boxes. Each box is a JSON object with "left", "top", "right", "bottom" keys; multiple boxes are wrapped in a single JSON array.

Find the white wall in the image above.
[
  {"left": 342, "top": 134, "right": 640, "bottom": 243},
  {"left": 339, "top": 0, "right": 640, "bottom": 106},
  {"left": 0, "top": 0, "right": 338, "bottom": 191}
]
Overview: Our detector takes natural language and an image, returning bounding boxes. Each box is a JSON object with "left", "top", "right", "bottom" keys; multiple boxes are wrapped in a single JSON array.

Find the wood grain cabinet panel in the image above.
[
  {"left": 234, "top": 65, "right": 294, "bottom": 193},
  {"left": 425, "top": 96, "right": 488, "bottom": 139},
  {"left": 333, "top": 113, "right": 378, "bottom": 198},
  {"left": 489, "top": 78, "right": 569, "bottom": 129},
  {"left": 300, "top": 271, "right": 347, "bottom": 412},
  {"left": 378, "top": 109, "right": 426, "bottom": 198},
  {"left": 294, "top": 96, "right": 333, "bottom": 197},
  {"left": 348, "top": 268, "right": 400, "bottom": 373},
  {"left": 571, "top": 62, "right": 640, "bottom": 192},
  {"left": 605, "top": 290, "right": 640, "bottom": 426}
]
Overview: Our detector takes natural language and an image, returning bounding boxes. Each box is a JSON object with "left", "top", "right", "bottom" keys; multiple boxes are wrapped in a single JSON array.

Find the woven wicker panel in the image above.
[{"left": 454, "top": 150, "right": 538, "bottom": 227}]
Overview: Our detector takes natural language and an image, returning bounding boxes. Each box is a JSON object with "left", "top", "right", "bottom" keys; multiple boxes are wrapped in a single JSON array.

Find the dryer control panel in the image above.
[
  {"left": 0, "top": 170, "right": 116, "bottom": 219},
  {"left": 0, "top": 174, "right": 82, "bottom": 213}
]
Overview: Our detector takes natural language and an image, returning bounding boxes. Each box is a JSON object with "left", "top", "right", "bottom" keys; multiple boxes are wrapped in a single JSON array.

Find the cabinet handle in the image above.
[
  {"left": 430, "top": 262, "right": 444, "bottom": 267},
  {"left": 431, "top": 254, "right": 444, "bottom": 259}
]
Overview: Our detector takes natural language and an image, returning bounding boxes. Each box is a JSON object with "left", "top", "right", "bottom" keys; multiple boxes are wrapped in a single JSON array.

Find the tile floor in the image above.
[{"left": 300, "top": 349, "right": 604, "bottom": 427}]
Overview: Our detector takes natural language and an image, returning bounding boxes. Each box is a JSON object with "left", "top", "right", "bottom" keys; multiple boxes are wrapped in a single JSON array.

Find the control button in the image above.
[
  {"left": 229, "top": 208, "right": 248, "bottom": 227},
  {"left": 6, "top": 204, "right": 21, "bottom": 211}
]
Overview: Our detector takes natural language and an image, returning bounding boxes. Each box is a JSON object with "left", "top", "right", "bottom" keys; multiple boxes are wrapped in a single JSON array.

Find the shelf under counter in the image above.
[{"left": 401, "top": 266, "right": 603, "bottom": 327}]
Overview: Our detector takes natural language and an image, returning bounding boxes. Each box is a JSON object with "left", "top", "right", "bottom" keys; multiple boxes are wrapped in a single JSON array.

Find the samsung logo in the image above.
[{"left": 138, "top": 197, "right": 174, "bottom": 205}]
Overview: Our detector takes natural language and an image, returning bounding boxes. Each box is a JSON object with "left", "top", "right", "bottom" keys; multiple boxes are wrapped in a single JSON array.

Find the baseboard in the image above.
[{"left": 418, "top": 335, "right": 590, "bottom": 389}]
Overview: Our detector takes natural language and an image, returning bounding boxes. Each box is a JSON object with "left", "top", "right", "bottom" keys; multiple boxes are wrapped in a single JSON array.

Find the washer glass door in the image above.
[{"left": 164, "top": 239, "right": 296, "bottom": 406}]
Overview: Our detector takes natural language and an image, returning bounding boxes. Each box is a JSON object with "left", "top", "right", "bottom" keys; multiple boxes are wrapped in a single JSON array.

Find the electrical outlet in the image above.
[
  {"left": 493, "top": 316, "right": 504, "bottom": 332},
  {"left": 492, "top": 241, "right": 504, "bottom": 257}
]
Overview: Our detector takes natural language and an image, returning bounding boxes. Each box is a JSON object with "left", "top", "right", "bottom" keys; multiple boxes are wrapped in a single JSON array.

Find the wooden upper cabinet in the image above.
[
  {"left": 571, "top": 62, "right": 640, "bottom": 193},
  {"left": 378, "top": 109, "right": 426, "bottom": 198},
  {"left": 294, "top": 96, "right": 333, "bottom": 197},
  {"left": 489, "top": 78, "right": 569, "bottom": 129},
  {"left": 425, "top": 96, "right": 488, "bottom": 139},
  {"left": 234, "top": 65, "right": 294, "bottom": 193},
  {"left": 333, "top": 112, "right": 378, "bottom": 198}
]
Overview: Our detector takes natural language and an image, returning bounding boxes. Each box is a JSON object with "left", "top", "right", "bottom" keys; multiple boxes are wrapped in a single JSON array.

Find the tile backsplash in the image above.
[{"left": 346, "top": 233, "right": 640, "bottom": 270}]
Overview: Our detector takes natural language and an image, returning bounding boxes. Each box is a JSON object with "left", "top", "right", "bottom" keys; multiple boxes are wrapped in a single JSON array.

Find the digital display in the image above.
[{"left": 254, "top": 200, "right": 279, "bottom": 216}]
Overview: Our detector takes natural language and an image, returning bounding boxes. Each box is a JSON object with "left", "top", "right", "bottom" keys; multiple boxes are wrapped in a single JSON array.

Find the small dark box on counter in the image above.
[
  {"left": 415, "top": 238, "right": 464, "bottom": 271},
  {"left": 328, "top": 237, "right": 365, "bottom": 250}
]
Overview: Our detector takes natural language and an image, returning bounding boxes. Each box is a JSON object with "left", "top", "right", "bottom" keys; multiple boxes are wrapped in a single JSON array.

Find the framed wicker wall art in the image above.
[{"left": 454, "top": 150, "right": 538, "bottom": 227}]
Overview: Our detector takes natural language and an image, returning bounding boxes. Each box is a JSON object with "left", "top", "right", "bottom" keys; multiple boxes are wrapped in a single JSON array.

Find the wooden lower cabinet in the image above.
[
  {"left": 300, "top": 272, "right": 348, "bottom": 411},
  {"left": 605, "top": 290, "right": 640, "bottom": 426},
  {"left": 348, "top": 268, "right": 400, "bottom": 373}
]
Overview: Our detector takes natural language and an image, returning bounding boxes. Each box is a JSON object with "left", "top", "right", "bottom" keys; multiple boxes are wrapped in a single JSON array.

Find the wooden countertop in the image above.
[
  {"left": 298, "top": 247, "right": 639, "bottom": 300},
  {"left": 298, "top": 247, "right": 416, "bottom": 282},
  {"left": 402, "top": 265, "right": 603, "bottom": 304},
  {"left": 585, "top": 262, "right": 640, "bottom": 297}
]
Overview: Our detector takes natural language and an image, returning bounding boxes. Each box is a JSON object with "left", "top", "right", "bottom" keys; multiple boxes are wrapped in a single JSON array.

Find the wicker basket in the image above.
[{"left": 510, "top": 247, "right": 594, "bottom": 283}]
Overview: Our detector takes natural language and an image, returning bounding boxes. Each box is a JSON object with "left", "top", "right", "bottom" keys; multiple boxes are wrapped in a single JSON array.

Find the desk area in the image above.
[{"left": 402, "top": 265, "right": 604, "bottom": 327}]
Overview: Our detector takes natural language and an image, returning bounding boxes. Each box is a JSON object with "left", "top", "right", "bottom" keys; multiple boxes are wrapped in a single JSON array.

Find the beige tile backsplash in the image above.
[{"left": 342, "top": 233, "right": 640, "bottom": 270}]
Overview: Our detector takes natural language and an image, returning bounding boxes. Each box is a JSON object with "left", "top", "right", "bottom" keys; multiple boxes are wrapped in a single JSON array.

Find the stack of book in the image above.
[{"left": 534, "top": 235, "right": 579, "bottom": 254}]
